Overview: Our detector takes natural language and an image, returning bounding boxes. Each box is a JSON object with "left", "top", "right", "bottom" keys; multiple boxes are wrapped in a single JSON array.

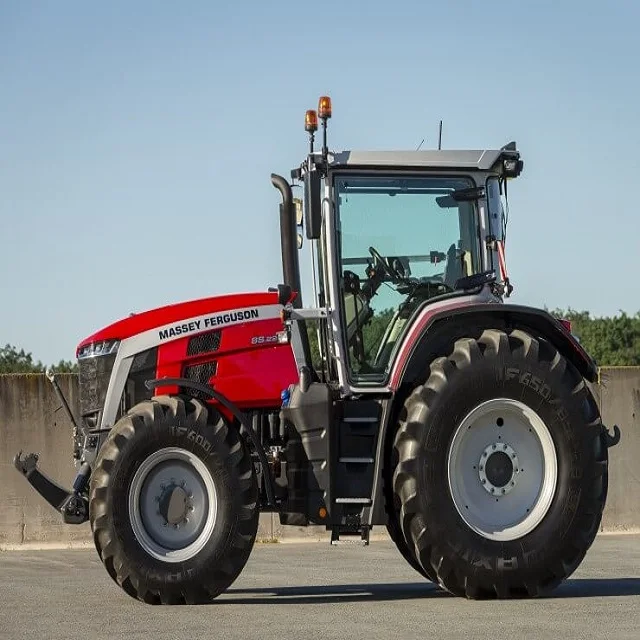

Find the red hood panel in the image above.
[{"left": 77, "top": 291, "right": 281, "bottom": 352}]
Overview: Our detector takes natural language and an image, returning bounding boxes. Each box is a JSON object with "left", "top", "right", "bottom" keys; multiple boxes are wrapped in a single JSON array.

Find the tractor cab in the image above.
[{"left": 276, "top": 96, "right": 523, "bottom": 394}]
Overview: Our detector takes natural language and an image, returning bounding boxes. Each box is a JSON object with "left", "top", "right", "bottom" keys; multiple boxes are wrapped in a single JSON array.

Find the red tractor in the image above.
[{"left": 15, "top": 97, "right": 619, "bottom": 603}]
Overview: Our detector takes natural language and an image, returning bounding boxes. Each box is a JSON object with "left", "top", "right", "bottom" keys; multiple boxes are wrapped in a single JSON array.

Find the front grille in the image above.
[
  {"left": 183, "top": 361, "right": 217, "bottom": 401},
  {"left": 187, "top": 330, "right": 221, "bottom": 356},
  {"left": 124, "top": 347, "right": 158, "bottom": 412},
  {"left": 78, "top": 353, "right": 117, "bottom": 418},
  {"left": 130, "top": 347, "right": 157, "bottom": 374}
]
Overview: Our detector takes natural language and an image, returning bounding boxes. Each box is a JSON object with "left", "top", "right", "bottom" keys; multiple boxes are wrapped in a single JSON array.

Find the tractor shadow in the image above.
[
  {"left": 220, "top": 581, "right": 445, "bottom": 604},
  {"left": 545, "top": 577, "right": 640, "bottom": 599},
  {"left": 219, "top": 578, "right": 640, "bottom": 604}
]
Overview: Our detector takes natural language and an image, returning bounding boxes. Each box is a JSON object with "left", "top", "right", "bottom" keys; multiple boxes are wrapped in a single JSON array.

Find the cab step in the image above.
[{"left": 330, "top": 524, "right": 371, "bottom": 546}]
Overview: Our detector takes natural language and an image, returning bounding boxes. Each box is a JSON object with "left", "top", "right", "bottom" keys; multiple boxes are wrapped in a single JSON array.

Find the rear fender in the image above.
[
  {"left": 394, "top": 303, "right": 598, "bottom": 390},
  {"left": 369, "top": 304, "right": 598, "bottom": 524}
]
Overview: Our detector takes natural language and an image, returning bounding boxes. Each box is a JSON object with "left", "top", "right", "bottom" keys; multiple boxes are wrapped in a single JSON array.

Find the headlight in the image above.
[{"left": 77, "top": 339, "right": 120, "bottom": 359}]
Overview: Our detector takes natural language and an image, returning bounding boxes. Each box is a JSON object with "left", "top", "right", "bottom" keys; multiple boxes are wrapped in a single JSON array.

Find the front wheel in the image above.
[
  {"left": 89, "top": 395, "right": 259, "bottom": 604},
  {"left": 392, "top": 328, "right": 608, "bottom": 599}
]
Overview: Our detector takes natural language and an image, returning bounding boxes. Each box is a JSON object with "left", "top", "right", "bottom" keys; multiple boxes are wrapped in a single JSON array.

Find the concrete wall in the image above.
[
  {"left": 1, "top": 369, "right": 639, "bottom": 548},
  {"left": 598, "top": 368, "right": 640, "bottom": 531}
]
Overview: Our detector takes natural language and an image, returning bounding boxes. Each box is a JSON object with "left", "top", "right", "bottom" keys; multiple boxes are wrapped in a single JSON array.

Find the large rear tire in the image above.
[
  {"left": 392, "top": 328, "right": 608, "bottom": 599},
  {"left": 385, "top": 450, "right": 436, "bottom": 581},
  {"left": 89, "top": 395, "right": 259, "bottom": 604},
  {"left": 385, "top": 519, "right": 436, "bottom": 581}
]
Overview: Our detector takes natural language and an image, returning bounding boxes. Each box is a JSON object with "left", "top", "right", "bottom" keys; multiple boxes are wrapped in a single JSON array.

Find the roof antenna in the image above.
[
  {"left": 416, "top": 138, "right": 425, "bottom": 151},
  {"left": 438, "top": 120, "right": 443, "bottom": 150}
]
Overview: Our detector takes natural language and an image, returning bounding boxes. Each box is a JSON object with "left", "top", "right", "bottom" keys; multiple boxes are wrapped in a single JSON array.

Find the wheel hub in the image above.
[
  {"left": 128, "top": 447, "right": 217, "bottom": 562},
  {"left": 447, "top": 398, "right": 558, "bottom": 542},
  {"left": 157, "top": 483, "right": 192, "bottom": 526},
  {"left": 478, "top": 443, "right": 519, "bottom": 496}
]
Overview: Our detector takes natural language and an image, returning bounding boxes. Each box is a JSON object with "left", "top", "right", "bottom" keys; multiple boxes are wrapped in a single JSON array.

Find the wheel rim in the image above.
[
  {"left": 128, "top": 447, "right": 217, "bottom": 563},
  {"left": 447, "top": 398, "right": 558, "bottom": 542}
]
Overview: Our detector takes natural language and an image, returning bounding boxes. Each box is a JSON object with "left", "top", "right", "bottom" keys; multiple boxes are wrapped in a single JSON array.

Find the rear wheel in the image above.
[
  {"left": 392, "top": 328, "right": 608, "bottom": 598},
  {"left": 385, "top": 518, "right": 436, "bottom": 581},
  {"left": 89, "top": 395, "right": 258, "bottom": 604},
  {"left": 385, "top": 448, "right": 436, "bottom": 581}
]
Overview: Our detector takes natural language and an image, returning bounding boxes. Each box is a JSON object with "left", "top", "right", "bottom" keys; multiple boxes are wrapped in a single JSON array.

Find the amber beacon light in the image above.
[
  {"left": 318, "top": 95, "right": 332, "bottom": 119},
  {"left": 305, "top": 110, "right": 318, "bottom": 133}
]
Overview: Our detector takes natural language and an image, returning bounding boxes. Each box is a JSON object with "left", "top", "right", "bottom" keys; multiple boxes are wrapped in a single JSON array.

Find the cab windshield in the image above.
[{"left": 335, "top": 173, "right": 481, "bottom": 383}]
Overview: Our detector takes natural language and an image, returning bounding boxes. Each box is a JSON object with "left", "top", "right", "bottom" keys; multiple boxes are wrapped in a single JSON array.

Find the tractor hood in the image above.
[{"left": 76, "top": 291, "right": 284, "bottom": 356}]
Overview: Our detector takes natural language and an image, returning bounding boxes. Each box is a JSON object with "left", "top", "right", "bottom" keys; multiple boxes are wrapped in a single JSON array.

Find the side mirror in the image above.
[
  {"left": 451, "top": 186, "right": 485, "bottom": 202},
  {"left": 304, "top": 168, "right": 322, "bottom": 239},
  {"left": 294, "top": 198, "right": 304, "bottom": 249},
  {"left": 294, "top": 198, "right": 303, "bottom": 227},
  {"left": 436, "top": 186, "right": 485, "bottom": 209}
]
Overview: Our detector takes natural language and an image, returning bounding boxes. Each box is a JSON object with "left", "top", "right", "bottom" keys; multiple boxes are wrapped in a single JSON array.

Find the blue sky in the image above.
[{"left": 1, "top": 1, "right": 639, "bottom": 364}]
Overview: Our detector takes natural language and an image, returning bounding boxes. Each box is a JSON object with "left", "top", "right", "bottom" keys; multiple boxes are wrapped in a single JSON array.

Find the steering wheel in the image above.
[{"left": 368, "top": 246, "right": 403, "bottom": 282}]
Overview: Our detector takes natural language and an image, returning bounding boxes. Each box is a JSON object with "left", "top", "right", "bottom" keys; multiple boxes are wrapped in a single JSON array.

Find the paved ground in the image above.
[{"left": 1, "top": 535, "right": 639, "bottom": 640}]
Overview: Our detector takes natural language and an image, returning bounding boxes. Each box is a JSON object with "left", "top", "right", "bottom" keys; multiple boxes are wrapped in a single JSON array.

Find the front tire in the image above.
[
  {"left": 89, "top": 395, "right": 259, "bottom": 604},
  {"left": 392, "top": 329, "right": 608, "bottom": 599}
]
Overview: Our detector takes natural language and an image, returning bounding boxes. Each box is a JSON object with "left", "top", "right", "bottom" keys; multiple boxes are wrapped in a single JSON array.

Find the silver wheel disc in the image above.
[
  {"left": 447, "top": 398, "right": 558, "bottom": 542},
  {"left": 128, "top": 447, "right": 217, "bottom": 563}
]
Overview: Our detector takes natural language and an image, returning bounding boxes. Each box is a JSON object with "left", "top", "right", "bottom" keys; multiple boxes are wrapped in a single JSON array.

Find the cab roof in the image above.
[{"left": 328, "top": 143, "right": 519, "bottom": 172}]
